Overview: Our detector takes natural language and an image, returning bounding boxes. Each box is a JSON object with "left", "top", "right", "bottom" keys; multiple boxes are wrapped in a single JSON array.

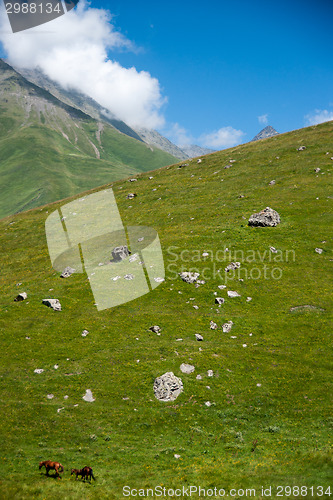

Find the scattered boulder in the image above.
[
  {"left": 227, "top": 291, "right": 240, "bottom": 298},
  {"left": 314, "top": 168, "right": 321, "bottom": 173},
  {"left": 42, "top": 299, "right": 62, "bottom": 311},
  {"left": 154, "top": 372, "right": 183, "bottom": 402},
  {"left": 246, "top": 297, "right": 252, "bottom": 302},
  {"left": 60, "top": 266, "right": 75, "bottom": 278},
  {"left": 222, "top": 321, "right": 233, "bottom": 333},
  {"left": 215, "top": 297, "right": 225, "bottom": 305},
  {"left": 179, "top": 272, "right": 200, "bottom": 284},
  {"left": 315, "top": 248, "right": 323, "bottom": 254},
  {"left": 83, "top": 389, "right": 95, "bottom": 402},
  {"left": 210, "top": 321, "right": 218, "bottom": 330},
  {"left": 197, "top": 159, "right": 202, "bottom": 163},
  {"left": 126, "top": 193, "right": 137, "bottom": 199},
  {"left": 34, "top": 368, "right": 44, "bottom": 374},
  {"left": 128, "top": 178, "right": 137, "bottom": 182},
  {"left": 270, "top": 246, "right": 278, "bottom": 253},
  {"left": 207, "top": 370, "right": 214, "bottom": 377},
  {"left": 149, "top": 325, "right": 161, "bottom": 334},
  {"left": 297, "top": 146, "right": 306, "bottom": 151},
  {"left": 195, "top": 334, "right": 204, "bottom": 341},
  {"left": 81, "top": 329, "right": 89, "bottom": 337},
  {"left": 218, "top": 285, "right": 226, "bottom": 290},
  {"left": 14, "top": 292, "right": 27, "bottom": 302},
  {"left": 225, "top": 262, "right": 240, "bottom": 272},
  {"left": 248, "top": 207, "right": 281, "bottom": 227},
  {"left": 180, "top": 363, "right": 195, "bottom": 374},
  {"left": 111, "top": 245, "right": 130, "bottom": 262},
  {"left": 269, "top": 180, "right": 276, "bottom": 185}
]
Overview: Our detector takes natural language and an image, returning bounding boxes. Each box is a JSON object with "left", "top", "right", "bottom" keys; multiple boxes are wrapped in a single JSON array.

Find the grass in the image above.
[{"left": 0, "top": 121, "right": 332, "bottom": 499}]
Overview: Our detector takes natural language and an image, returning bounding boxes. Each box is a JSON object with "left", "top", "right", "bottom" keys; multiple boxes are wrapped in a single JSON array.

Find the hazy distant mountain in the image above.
[
  {"left": 180, "top": 144, "right": 216, "bottom": 158},
  {"left": 135, "top": 127, "right": 190, "bottom": 160},
  {"left": 252, "top": 126, "right": 279, "bottom": 141}
]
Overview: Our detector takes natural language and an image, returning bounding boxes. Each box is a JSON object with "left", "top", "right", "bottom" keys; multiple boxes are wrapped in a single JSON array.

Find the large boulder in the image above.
[
  {"left": 154, "top": 372, "right": 183, "bottom": 402},
  {"left": 111, "top": 245, "right": 130, "bottom": 262},
  {"left": 248, "top": 207, "right": 281, "bottom": 227},
  {"left": 42, "top": 298, "right": 62, "bottom": 311}
]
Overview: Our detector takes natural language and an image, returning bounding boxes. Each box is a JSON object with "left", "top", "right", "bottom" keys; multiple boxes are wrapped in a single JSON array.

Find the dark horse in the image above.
[
  {"left": 71, "top": 466, "right": 95, "bottom": 482},
  {"left": 39, "top": 460, "right": 64, "bottom": 477}
]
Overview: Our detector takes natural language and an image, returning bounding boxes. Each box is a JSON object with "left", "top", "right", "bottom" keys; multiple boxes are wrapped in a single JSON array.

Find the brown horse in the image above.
[
  {"left": 39, "top": 460, "right": 64, "bottom": 477},
  {"left": 71, "top": 466, "right": 95, "bottom": 482}
]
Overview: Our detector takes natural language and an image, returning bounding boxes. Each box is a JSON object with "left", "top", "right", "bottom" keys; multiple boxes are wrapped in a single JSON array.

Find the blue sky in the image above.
[{"left": 0, "top": 0, "right": 332, "bottom": 148}]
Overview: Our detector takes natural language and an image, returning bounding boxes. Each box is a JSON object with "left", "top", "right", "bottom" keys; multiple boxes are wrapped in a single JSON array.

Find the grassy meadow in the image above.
[{"left": 0, "top": 121, "right": 332, "bottom": 499}]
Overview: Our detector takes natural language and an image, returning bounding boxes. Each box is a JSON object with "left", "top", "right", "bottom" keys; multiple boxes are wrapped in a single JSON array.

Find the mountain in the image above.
[
  {"left": 252, "top": 125, "right": 279, "bottom": 141},
  {"left": 134, "top": 127, "right": 190, "bottom": 160},
  {"left": 14, "top": 65, "right": 145, "bottom": 143},
  {"left": 180, "top": 144, "right": 216, "bottom": 158},
  {"left": 1, "top": 120, "right": 331, "bottom": 497},
  {"left": 0, "top": 59, "right": 177, "bottom": 219}
]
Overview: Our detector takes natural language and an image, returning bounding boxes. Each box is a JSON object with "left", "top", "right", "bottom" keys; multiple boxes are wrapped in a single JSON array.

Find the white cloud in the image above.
[
  {"left": 0, "top": 1, "right": 165, "bottom": 129},
  {"left": 305, "top": 109, "right": 333, "bottom": 126},
  {"left": 165, "top": 123, "right": 194, "bottom": 146},
  {"left": 198, "top": 126, "right": 245, "bottom": 149},
  {"left": 258, "top": 114, "right": 268, "bottom": 125}
]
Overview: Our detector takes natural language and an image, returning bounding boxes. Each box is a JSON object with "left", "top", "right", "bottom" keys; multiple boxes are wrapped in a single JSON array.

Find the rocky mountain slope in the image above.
[
  {"left": 252, "top": 125, "right": 279, "bottom": 141},
  {"left": 0, "top": 59, "right": 177, "bottom": 218}
]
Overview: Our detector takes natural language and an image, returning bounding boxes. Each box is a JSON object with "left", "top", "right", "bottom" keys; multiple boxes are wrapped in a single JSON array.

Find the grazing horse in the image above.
[
  {"left": 71, "top": 466, "right": 95, "bottom": 482},
  {"left": 39, "top": 460, "right": 64, "bottom": 477}
]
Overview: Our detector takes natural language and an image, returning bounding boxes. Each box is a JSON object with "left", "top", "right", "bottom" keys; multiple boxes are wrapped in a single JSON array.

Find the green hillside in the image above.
[
  {"left": 0, "top": 121, "right": 332, "bottom": 499},
  {"left": 0, "top": 60, "right": 177, "bottom": 219}
]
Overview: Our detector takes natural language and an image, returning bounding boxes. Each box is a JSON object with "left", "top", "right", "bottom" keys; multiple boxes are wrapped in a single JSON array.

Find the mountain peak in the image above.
[{"left": 252, "top": 125, "right": 279, "bottom": 141}]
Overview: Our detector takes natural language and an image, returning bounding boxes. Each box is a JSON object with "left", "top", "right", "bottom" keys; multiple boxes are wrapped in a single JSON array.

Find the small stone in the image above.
[
  {"left": 174, "top": 454, "right": 181, "bottom": 459},
  {"left": 205, "top": 401, "right": 212, "bottom": 407},
  {"left": 246, "top": 297, "right": 252, "bottom": 302},
  {"left": 126, "top": 193, "right": 137, "bottom": 199},
  {"left": 269, "top": 180, "right": 276, "bottom": 185},
  {"left": 215, "top": 297, "right": 225, "bottom": 305},
  {"left": 227, "top": 291, "right": 240, "bottom": 298},
  {"left": 270, "top": 246, "right": 278, "bottom": 253},
  {"left": 179, "top": 272, "right": 200, "bottom": 284},
  {"left": 315, "top": 248, "right": 323, "bottom": 254},
  {"left": 124, "top": 274, "right": 134, "bottom": 280},
  {"left": 14, "top": 292, "right": 27, "bottom": 301},
  {"left": 128, "top": 178, "right": 137, "bottom": 182},
  {"left": 225, "top": 262, "right": 240, "bottom": 272},
  {"left": 196, "top": 374, "right": 202, "bottom": 380},
  {"left": 34, "top": 369, "right": 44, "bottom": 374},
  {"left": 54, "top": 364, "right": 59, "bottom": 370},
  {"left": 60, "top": 266, "right": 75, "bottom": 278},
  {"left": 222, "top": 321, "right": 233, "bottom": 333},
  {"left": 82, "top": 329, "right": 89, "bottom": 337},
  {"left": 83, "top": 389, "right": 95, "bottom": 402},
  {"left": 180, "top": 363, "right": 195, "bottom": 374},
  {"left": 47, "top": 394, "right": 54, "bottom": 399},
  {"left": 207, "top": 370, "right": 214, "bottom": 377},
  {"left": 314, "top": 168, "right": 321, "bottom": 173},
  {"left": 195, "top": 334, "right": 203, "bottom": 341},
  {"left": 42, "top": 299, "right": 62, "bottom": 311},
  {"left": 218, "top": 285, "right": 226, "bottom": 290},
  {"left": 193, "top": 305, "right": 199, "bottom": 310},
  {"left": 149, "top": 325, "right": 161, "bottom": 334},
  {"left": 210, "top": 321, "right": 218, "bottom": 330},
  {"left": 297, "top": 146, "right": 306, "bottom": 151}
]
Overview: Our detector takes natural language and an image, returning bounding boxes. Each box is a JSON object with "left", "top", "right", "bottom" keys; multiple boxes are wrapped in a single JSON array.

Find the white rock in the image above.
[
  {"left": 195, "top": 334, "right": 204, "bottom": 341},
  {"left": 180, "top": 363, "right": 195, "bottom": 374},
  {"left": 154, "top": 372, "right": 183, "bottom": 402},
  {"left": 34, "top": 369, "right": 44, "bottom": 374},
  {"left": 42, "top": 299, "right": 62, "bottom": 311},
  {"left": 218, "top": 285, "right": 226, "bottom": 290},
  {"left": 196, "top": 374, "right": 202, "bottom": 380},
  {"left": 246, "top": 297, "right": 252, "bottom": 302},
  {"left": 207, "top": 370, "right": 214, "bottom": 377},
  {"left": 205, "top": 401, "right": 212, "bottom": 407},
  {"left": 47, "top": 394, "right": 54, "bottom": 399},
  {"left": 215, "top": 297, "right": 225, "bottom": 305},
  {"left": 82, "top": 330, "right": 89, "bottom": 337},
  {"left": 227, "top": 291, "right": 240, "bottom": 298},
  {"left": 83, "top": 389, "right": 95, "bottom": 402},
  {"left": 210, "top": 321, "right": 218, "bottom": 330},
  {"left": 222, "top": 321, "right": 233, "bottom": 333},
  {"left": 315, "top": 248, "right": 323, "bottom": 254},
  {"left": 270, "top": 246, "right": 278, "bottom": 253}
]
